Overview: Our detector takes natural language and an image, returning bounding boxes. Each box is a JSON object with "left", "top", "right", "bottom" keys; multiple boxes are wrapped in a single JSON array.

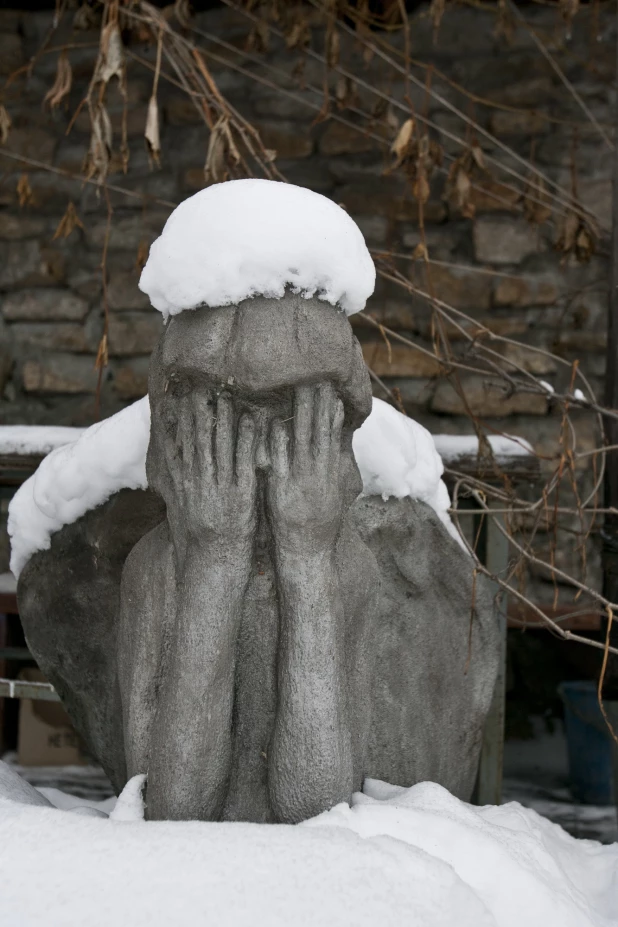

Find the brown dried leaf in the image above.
[
  {"left": 16, "top": 173, "right": 33, "bottom": 207},
  {"left": 285, "top": 16, "right": 310, "bottom": 49},
  {"left": 44, "top": 51, "right": 72, "bottom": 110},
  {"left": 95, "top": 22, "right": 125, "bottom": 87},
  {"left": 0, "top": 104, "right": 11, "bottom": 144},
  {"left": 94, "top": 333, "right": 108, "bottom": 372},
  {"left": 73, "top": 2, "right": 100, "bottom": 31},
  {"left": 413, "top": 172, "right": 431, "bottom": 205},
  {"left": 53, "top": 201, "right": 85, "bottom": 240},
  {"left": 391, "top": 118, "right": 414, "bottom": 161},
  {"left": 135, "top": 240, "right": 149, "bottom": 271},
  {"left": 412, "top": 241, "right": 428, "bottom": 261},
  {"left": 471, "top": 144, "right": 485, "bottom": 171},
  {"left": 428, "top": 0, "right": 446, "bottom": 39},
  {"left": 145, "top": 95, "right": 161, "bottom": 167},
  {"left": 335, "top": 75, "right": 357, "bottom": 111},
  {"left": 84, "top": 103, "right": 113, "bottom": 183},
  {"left": 204, "top": 117, "right": 241, "bottom": 185},
  {"left": 326, "top": 28, "right": 340, "bottom": 68}
]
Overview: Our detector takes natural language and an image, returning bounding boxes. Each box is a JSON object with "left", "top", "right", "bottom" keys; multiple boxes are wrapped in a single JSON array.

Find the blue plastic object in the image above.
[{"left": 559, "top": 680, "right": 615, "bottom": 806}]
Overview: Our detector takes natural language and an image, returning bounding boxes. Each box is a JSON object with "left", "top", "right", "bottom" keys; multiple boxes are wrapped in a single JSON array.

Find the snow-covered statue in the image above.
[{"left": 11, "top": 181, "right": 499, "bottom": 823}]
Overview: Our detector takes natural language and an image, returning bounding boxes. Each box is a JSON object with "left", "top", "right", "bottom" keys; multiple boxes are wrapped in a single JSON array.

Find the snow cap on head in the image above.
[{"left": 139, "top": 179, "right": 376, "bottom": 319}]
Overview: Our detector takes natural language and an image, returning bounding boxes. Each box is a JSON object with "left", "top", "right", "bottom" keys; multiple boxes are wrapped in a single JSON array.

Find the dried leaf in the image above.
[
  {"left": 84, "top": 103, "right": 113, "bottom": 183},
  {"left": 428, "top": 0, "right": 445, "bottom": 40},
  {"left": 135, "top": 240, "right": 149, "bottom": 271},
  {"left": 0, "top": 104, "right": 11, "bottom": 144},
  {"left": 44, "top": 50, "right": 72, "bottom": 110},
  {"left": 73, "top": 2, "right": 100, "bottom": 31},
  {"left": 17, "top": 173, "right": 33, "bottom": 207},
  {"left": 95, "top": 23, "right": 125, "bottom": 87},
  {"left": 471, "top": 144, "right": 485, "bottom": 170},
  {"left": 523, "top": 174, "right": 552, "bottom": 225},
  {"left": 204, "top": 116, "right": 241, "bottom": 185},
  {"left": 412, "top": 241, "right": 428, "bottom": 261},
  {"left": 285, "top": 16, "right": 310, "bottom": 49},
  {"left": 145, "top": 95, "right": 161, "bottom": 167},
  {"left": 391, "top": 118, "right": 414, "bottom": 161},
  {"left": 326, "top": 28, "right": 340, "bottom": 68},
  {"left": 94, "top": 333, "right": 108, "bottom": 372},
  {"left": 53, "top": 201, "right": 85, "bottom": 240},
  {"left": 335, "top": 75, "right": 357, "bottom": 111}
]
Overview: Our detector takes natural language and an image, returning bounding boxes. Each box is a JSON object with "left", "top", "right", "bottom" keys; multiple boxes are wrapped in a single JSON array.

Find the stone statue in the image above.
[{"left": 16, "top": 291, "right": 499, "bottom": 824}]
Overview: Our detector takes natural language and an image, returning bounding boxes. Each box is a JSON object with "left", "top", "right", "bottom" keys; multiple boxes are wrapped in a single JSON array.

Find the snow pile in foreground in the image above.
[
  {"left": 353, "top": 397, "right": 462, "bottom": 546},
  {"left": 139, "top": 180, "right": 376, "bottom": 318},
  {"left": 8, "top": 399, "right": 151, "bottom": 578},
  {"left": 0, "top": 762, "right": 616, "bottom": 927},
  {"left": 8, "top": 397, "right": 458, "bottom": 578},
  {"left": 0, "top": 425, "right": 85, "bottom": 456}
]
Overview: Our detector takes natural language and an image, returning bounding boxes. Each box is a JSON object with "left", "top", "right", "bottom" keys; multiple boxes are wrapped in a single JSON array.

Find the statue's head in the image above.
[{"left": 146, "top": 290, "right": 372, "bottom": 511}]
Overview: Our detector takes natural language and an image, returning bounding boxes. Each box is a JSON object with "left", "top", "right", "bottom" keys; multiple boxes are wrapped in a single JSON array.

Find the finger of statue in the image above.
[
  {"left": 314, "top": 383, "right": 334, "bottom": 470},
  {"left": 235, "top": 414, "right": 257, "bottom": 490},
  {"left": 192, "top": 391, "right": 215, "bottom": 481},
  {"left": 176, "top": 393, "right": 195, "bottom": 475},
  {"left": 330, "top": 398, "right": 345, "bottom": 471},
  {"left": 293, "top": 385, "right": 313, "bottom": 467},
  {"left": 270, "top": 419, "right": 290, "bottom": 479},
  {"left": 215, "top": 392, "right": 234, "bottom": 486}
]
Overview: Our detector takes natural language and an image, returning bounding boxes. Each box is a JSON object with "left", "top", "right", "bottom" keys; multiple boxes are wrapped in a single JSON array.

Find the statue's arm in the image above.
[
  {"left": 267, "top": 385, "right": 353, "bottom": 822},
  {"left": 146, "top": 392, "right": 257, "bottom": 821}
]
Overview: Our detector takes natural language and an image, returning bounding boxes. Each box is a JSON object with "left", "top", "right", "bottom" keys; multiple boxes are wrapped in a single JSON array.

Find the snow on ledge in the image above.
[
  {"left": 8, "top": 397, "right": 460, "bottom": 578},
  {"left": 139, "top": 180, "right": 376, "bottom": 319},
  {"left": 0, "top": 426, "right": 85, "bottom": 457},
  {"left": 433, "top": 433, "right": 534, "bottom": 463}
]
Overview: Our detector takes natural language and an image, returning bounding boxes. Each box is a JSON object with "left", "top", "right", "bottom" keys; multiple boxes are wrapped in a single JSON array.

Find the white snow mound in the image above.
[
  {"left": 0, "top": 762, "right": 616, "bottom": 927},
  {"left": 139, "top": 179, "right": 376, "bottom": 318},
  {"left": 8, "top": 399, "right": 151, "bottom": 578},
  {"left": 353, "top": 397, "right": 462, "bottom": 546},
  {"left": 8, "top": 397, "right": 460, "bottom": 578}
]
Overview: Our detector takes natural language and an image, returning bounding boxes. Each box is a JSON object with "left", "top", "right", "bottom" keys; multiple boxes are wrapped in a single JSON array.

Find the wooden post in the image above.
[
  {"left": 602, "top": 13, "right": 618, "bottom": 698},
  {"left": 475, "top": 507, "right": 509, "bottom": 805}
]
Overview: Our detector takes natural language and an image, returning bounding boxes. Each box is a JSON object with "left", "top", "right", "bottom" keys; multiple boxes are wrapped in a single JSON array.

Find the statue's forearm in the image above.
[
  {"left": 147, "top": 541, "right": 251, "bottom": 821},
  {"left": 269, "top": 549, "right": 353, "bottom": 822}
]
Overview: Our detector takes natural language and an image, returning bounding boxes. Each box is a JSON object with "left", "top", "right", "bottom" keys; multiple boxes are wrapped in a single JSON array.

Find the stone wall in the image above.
[{"left": 0, "top": 3, "right": 613, "bottom": 593}]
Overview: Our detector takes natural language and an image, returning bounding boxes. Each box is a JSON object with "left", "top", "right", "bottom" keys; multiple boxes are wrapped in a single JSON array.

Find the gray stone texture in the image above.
[{"left": 18, "top": 295, "right": 499, "bottom": 823}]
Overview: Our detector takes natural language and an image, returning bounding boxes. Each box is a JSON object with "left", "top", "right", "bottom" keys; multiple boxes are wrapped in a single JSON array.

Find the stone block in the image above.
[
  {"left": 319, "top": 122, "right": 380, "bottom": 156},
  {"left": 164, "top": 96, "right": 203, "bottom": 126},
  {"left": 473, "top": 217, "right": 541, "bottom": 265},
  {"left": 108, "top": 270, "right": 151, "bottom": 311},
  {"left": 554, "top": 330, "right": 607, "bottom": 353},
  {"left": 361, "top": 340, "right": 442, "bottom": 377},
  {"left": 11, "top": 322, "right": 94, "bottom": 354},
  {"left": 354, "top": 215, "right": 388, "bottom": 246},
  {"left": 90, "top": 213, "right": 169, "bottom": 251},
  {"left": 0, "top": 343, "right": 13, "bottom": 394},
  {"left": 0, "top": 128, "right": 57, "bottom": 172},
  {"left": 432, "top": 376, "right": 548, "bottom": 416},
  {"left": 1, "top": 289, "right": 89, "bottom": 321},
  {"left": 0, "top": 32, "right": 24, "bottom": 76},
  {"left": 496, "top": 341, "right": 557, "bottom": 376},
  {"left": 112, "top": 360, "right": 149, "bottom": 400},
  {"left": 255, "top": 122, "right": 314, "bottom": 160},
  {"left": 414, "top": 264, "right": 492, "bottom": 311},
  {"left": 465, "top": 180, "right": 521, "bottom": 215},
  {"left": 0, "top": 242, "right": 65, "bottom": 288},
  {"left": 0, "top": 213, "right": 46, "bottom": 240},
  {"left": 22, "top": 355, "right": 98, "bottom": 394},
  {"left": 352, "top": 301, "right": 416, "bottom": 332},
  {"left": 493, "top": 274, "right": 559, "bottom": 308},
  {"left": 108, "top": 312, "right": 163, "bottom": 356},
  {"left": 68, "top": 270, "right": 102, "bottom": 302},
  {"left": 339, "top": 184, "right": 446, "bottom": 224},
  {"left": 489, "top": 110, "right": 550, "bottom": 136}
]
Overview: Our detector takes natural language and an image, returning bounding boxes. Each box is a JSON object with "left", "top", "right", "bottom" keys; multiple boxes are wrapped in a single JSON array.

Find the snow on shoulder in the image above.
[
  {"left": 8, "top": 397, "right": 462, "bottom": 578},
  {"left": 353, "top": 398, "right": 461, "bottom": 546},
  {"left": 8, "top": 399, "right": 150, "bottom": 579},
  {"left": 139, "top": 179, "right": 375, "bottom": 318}
]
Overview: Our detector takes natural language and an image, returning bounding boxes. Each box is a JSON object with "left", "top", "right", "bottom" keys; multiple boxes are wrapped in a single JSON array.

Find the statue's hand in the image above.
[
  {"left": 164, "top": 391, "right": 257, "bottom": 553},
  {"left": 267, "top": 384, "right": 345, "bottom": 557}
]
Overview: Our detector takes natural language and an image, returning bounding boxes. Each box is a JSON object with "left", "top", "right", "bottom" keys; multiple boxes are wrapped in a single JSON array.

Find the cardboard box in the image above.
[{"left": 17, "top": 669, "right": 88, "bottom": 766}]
